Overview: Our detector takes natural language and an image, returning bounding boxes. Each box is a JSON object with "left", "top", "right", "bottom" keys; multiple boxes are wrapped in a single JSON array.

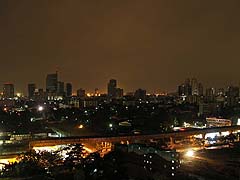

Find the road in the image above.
[{"left": 180, "top": 143, "right": 240, "bottom": 180}]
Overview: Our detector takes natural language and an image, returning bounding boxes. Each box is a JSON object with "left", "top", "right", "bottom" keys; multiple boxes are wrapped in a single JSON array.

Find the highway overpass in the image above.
[{"left": 29, "top": 125, "right": 240, "bottom": 148}]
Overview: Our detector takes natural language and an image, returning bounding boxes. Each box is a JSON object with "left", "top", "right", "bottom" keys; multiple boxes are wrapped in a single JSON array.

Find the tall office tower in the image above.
[
  {"left": 206, "top": 88, "right": 215, "bottom": 96},
  {"left": 178, "top": 84, "right": 185, "bottom": 96},
  {"left": 191, "top": 78, "right": 199, "bottom": 95},
  {"left": 227, "top": 86, "right": 239, "bottom": 97},
  {"left": 178, "top": 84, "right": 192, "bottom": 96},
  {"left": 77, "top": 88, "right": 85, "bottom": 98},
  {"left": 134, "top": 88, "right": 147, "bottom": 100},
  {"left": 226, "top": 86, "right": 239, "bottom": 106},
  {"left": 185, "top": 78, "right": 190, "bottom": 85},
  {"left": 107, "top": 79, "right": 117, "bottom": 98},
  {"left": 66, "top": 83, "right": 72, "bottom": 97},
  {"left": 57, "top": 81, "right": 65, "bottom": 96},
  {"left": 38, "top": 88, "right": 45, "bottom": 100},
  {"left": 3, "top": 83, "right": 14, "bottom": 98},
  {"left": 178, "top": 81, "right": 192, "bottom": 97},
  {"left": 28, "top": 83, "right": 36, "bottom": 99},
  {"left": 198, "top": 83, "right": 204, "bottom": 96},
  {"left": 217, "top": 88, "right": 225, "bottom": 96},
  {"left": 34, "top": 88, "right": 46, "bottom": 101},
  {"left": 205, "top": 88, "right": 215, "bottom": 102},
  {"left": 46, "top": 72, "right": 58, "bottom": 93},
  {"left": 116, "top": 88, "right": 124, "bottom": 98}
]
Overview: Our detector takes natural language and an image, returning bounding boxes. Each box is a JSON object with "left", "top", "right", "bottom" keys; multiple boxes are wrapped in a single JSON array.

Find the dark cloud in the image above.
[{"left": 0, "top": 0, "right": 240, "bottom": 93}]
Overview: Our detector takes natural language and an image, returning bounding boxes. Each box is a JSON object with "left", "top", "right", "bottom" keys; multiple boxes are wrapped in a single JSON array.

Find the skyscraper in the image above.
[
  {"left": 77, "top": 88, "right": 85, "bottom": 98},
  {"left": 3, "top": 83, "right": 14, "bottom": 98},
  {"left": 28, "top": 83, "right": 36, "bottom": 99},
  {"left": 57, "top": 81, "right": 65, "bottom": 96},
  {"left": 191, "top": 78, "right": 198, "bottom": 95},
  {"left": 66, "top": 83, "right": 72, "bottom": 97},
  {"left": 226, "top": 86, "right": 239, "bottom": 106},
  {"left": 198, "top": 83, "right": 204, "bottom": 96},
  {"left": 107, "top": 79, "right": 117, "bottom": 98},
  {"left": 205, "top": 88, "right": 215, "bottom": 102},
  {"left": 179, "top": 78, "right": 204, "bottom": 97},
  {"left": 178, "top": 82, "right": 191, "bottom": 97},
  {"left": 116, "top": 88, "right": 124, "bottom": 98},
  {"left": 134, "top": 88, "right": 147, "bottom": 100},
  {"left": 46, "top": 72, "right": 58, "bottom": 93}
]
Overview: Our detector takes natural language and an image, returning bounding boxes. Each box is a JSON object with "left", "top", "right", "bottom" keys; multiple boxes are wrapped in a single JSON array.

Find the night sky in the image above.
[{"left": 0, "top": 0, "right": 240, "bottom": 94}]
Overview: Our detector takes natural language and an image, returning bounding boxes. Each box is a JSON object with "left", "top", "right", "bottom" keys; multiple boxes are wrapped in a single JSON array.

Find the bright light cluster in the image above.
[{"left": 185, "top": 150, "right": 194, "bottom": 157}]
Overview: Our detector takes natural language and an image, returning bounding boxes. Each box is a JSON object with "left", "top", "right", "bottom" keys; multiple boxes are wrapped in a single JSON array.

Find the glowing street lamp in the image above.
[
  {"left": 16, "top": 93, "right": 21, "bottom": 97},
  {"left": 185, "top": 150, "right": 194, "bottom": 157},
  {"left": 78, "top": 124, "right": 84, "bottom": 129},
  {"left": 38, "top": 106, "right": 44, "bottom": 111}
]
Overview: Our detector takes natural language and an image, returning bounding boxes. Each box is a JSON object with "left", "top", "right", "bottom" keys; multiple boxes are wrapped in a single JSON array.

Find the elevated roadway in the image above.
[{"left": 29, "top": 126, "right": 240, "bottom": 147}]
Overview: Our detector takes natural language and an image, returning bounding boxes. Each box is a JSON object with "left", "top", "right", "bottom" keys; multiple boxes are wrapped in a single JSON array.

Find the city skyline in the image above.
[{"left": 1, "top": 74, "right": 240, "bottom": 96}]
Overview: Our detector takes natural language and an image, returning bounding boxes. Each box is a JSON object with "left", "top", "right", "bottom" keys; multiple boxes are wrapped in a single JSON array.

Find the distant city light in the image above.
[
  {"left": 205, "top": 132, "right": 219, "bottom": 139},
  {"left": 38, "top": 106, "right": 44, "bottom": 111},
  {"left": 109, "top": 123, "right": 113, "bottom": 128},
  {"left": 78, "top": 124, "right": 84, "bottom": 129},
  {"left": 194, "top": 134, "right": 203, "bottom": 139},
  {"left": 16, "top": 93, "right": 22, "bottom": 97},
  {"left": 237, "top": 118, "right": 240, "bottom": 126},
  {"left": 221, "top": 131, "right": 230, "bottom": 136}
]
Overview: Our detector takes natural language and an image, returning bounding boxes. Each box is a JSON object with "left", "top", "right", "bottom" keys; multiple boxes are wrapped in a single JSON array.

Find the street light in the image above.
[
  {"left": 185, "top": 150, "right": 194, "bottom": 157},
  {"left": 38, "top": 106, "right": 44, "bottom": 111}
]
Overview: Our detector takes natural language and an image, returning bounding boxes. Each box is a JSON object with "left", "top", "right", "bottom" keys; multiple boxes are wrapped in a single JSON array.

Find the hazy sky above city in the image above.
[{"left": 0, "top": 0, "right": 240, "bottom": 94}]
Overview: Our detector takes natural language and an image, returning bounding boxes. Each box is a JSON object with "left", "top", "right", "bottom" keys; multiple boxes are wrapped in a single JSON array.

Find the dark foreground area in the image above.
[
  {"left": 0, "top": 143, "right": 240, "bottom": 180},
  {"left": 180, "top": 143, "right": 240, "bottom": 180}
]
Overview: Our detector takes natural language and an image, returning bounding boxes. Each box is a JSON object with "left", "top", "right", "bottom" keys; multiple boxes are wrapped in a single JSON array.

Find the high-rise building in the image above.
[
  {"left": 179, "top": 78, "right": 203, "bottom": 97},
  {"left": 46, "top": 72, "right": 58, "bottom": 93},
  {"left": 191, "top": 78, "right": 198, "bottom": 95},
  {"left": 178, "top": 83, "right": 192, "bottom": 96},
  {"left": 66, "top": 83, "right": 72, "bottom": 97},
  {"left": 3, "top": 83, "right": 14, "bottom": 98},
  {"left": 227, "top": 86, "right": 239, "bottom": 97},
  {"left": 206, "top": 88, "right": 215, "bottom": 96},
  {"left": 57, "top": 81, "right": 65, "bottom": 96},
  {"left": 77, "top": 88, "right": 85, "bottom": 98},
  {"left": 34, "top": 88, "right": 46, "bottom": 101},
  {"left": 116, "top": 88, "right": 124, "bottom": 98},
  {"left": 226, "top": 86, "right": 239, "bottom": 106},
  {"left": 107, "top": 79, "right": 117, "bottom": 98},
  {"left": 28, "top": 83, "right": 36, "bottom": 99},
  {"left": 185, "top": 78, "right": 190, "bottom": 85},
  {"left": 217, "top": 88, "right": 225, "bottom": 96},
  {"left": 198, "top": 83, "right": 204, "bottom": 96},
  {"left": 205, "top": 88, "right": 215, "bottom": 102},
  {"left": 178, "top": 84, "right": 185, "bottom": 96},
  {"left": 134, "top": 88, "right": 147, "bottom": 100}
]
